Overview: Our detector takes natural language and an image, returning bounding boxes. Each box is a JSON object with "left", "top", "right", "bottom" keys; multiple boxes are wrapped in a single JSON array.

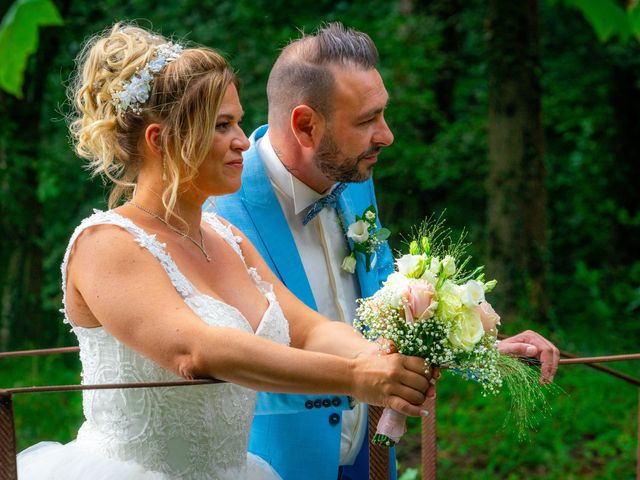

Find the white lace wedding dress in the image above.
[{"left": 17, "top": 210, "right": 288, "bottom": 479}]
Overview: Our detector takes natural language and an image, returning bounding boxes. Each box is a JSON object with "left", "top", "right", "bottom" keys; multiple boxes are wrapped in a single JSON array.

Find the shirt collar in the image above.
[{"left": 258, "top": 131, "right": 337, "bottom": 215}]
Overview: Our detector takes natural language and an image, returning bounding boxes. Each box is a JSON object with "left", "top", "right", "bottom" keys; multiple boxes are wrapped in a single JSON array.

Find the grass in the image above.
[
  {"left": 2, "top": 354, "right": 83, "bottom": 452},
  {"left": 396, "top": 362, "right": 638, "bottom": 479}
]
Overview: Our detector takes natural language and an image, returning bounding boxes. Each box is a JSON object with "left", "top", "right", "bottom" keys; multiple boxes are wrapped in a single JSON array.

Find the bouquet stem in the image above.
[
  {"left": 372, "top": 433, "right": 396, "bottom": 447},
  {"left": 372, "top": 408, "right": 406, "bottom": 448}
]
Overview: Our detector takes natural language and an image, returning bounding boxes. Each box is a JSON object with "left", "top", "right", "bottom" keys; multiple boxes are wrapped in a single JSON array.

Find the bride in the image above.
[{"left": 16, "top": 23, "right": 435, "bottom": 479}]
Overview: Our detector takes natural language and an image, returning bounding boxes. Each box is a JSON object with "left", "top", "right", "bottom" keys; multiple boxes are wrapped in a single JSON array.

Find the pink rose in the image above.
[
  {"left": 476, "top": 301, "right": 501, "bottom": 334},
  {"left": 403, "top": 282, "right": 436, "bottom": 323}
]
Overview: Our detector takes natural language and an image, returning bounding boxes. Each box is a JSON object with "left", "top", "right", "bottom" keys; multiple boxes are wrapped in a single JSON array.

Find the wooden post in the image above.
[
  {"left": 0, "top": 392, "right": 17, "bottom": 480},
  {"left": 421, "top": 392, "right": 437, "bottom": 480}
]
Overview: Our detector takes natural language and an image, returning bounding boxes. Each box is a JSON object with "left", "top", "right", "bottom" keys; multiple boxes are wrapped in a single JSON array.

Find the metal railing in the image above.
[{"left": 1, "top": 347, "right": 639, "bottom": 480}]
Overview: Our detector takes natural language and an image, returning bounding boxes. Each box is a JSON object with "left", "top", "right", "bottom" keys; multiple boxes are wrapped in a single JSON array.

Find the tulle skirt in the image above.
[{"left": 17, "top": 440, "right": 281, "bottom": 480}]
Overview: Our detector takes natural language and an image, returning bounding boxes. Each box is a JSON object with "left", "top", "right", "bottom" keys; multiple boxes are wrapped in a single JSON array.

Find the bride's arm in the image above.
[
  {"left": 226, "top": 223, "right": 395, "bottom": 357},
  {"left": 68, "top": 224, "right": 430, "bottom": 416}
]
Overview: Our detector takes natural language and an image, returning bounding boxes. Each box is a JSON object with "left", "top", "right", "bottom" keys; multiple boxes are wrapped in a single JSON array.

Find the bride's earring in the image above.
[{"left": 162, "top": 155, "right": 167, "bottom": 183}]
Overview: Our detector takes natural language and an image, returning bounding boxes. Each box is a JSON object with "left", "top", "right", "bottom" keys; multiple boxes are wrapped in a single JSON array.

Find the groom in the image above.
[
  {"left": 212, "top": 23, "right": 396, "bottom": 480},
  {"left": 210, "top": 22, "right": 559, "bottom": 480}
]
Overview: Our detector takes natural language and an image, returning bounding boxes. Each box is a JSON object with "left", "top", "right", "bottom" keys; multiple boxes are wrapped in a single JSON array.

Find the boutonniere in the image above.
[{"left": 341, "top": 205, "right": 391, "bottom": 274}]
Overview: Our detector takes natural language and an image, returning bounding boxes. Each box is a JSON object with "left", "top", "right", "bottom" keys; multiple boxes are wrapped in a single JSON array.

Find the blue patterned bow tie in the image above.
[{"left": 302, "top": 182, "right": 348, "bottom": 226}]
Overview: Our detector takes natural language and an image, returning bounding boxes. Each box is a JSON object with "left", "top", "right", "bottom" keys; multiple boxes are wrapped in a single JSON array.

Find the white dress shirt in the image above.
[{"left": 257, "top": 132, "right": 367, "bottom": 466}]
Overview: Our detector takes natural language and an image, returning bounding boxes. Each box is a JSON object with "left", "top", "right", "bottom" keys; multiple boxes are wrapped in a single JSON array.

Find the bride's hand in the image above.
[
  {"left": 371, "top": 338, "right": 440, "bottom": 401},
  {"left": 350, "top": 353, "right": 433, "bottom": 417}
]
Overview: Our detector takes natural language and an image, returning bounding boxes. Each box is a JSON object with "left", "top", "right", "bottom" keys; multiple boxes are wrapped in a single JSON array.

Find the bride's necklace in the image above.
[{"left": 130, "top": 201, "right": 212, "bottom": 262}]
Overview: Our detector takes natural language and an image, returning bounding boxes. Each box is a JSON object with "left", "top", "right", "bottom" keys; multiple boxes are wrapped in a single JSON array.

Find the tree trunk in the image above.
[
  {"left": 609, "top": 63, "right": 640, "bottom": 265},
  {"left": 430, "top": 0, "right": 462, "bottom": 124},
  {"left": 486, "top": 0, "right": 548, "bottom": 324}
]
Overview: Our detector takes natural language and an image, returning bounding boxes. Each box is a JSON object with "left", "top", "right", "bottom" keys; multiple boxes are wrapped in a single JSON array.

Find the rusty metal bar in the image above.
[
  {"left": 0, "top": 393, "right": 17, "bottom": 480},
  {"left": 368, "top": 404, "right": 390, "bottom": 480},
  {"left": 558, "top": 353, "right": 640, "bottom": 364},
  {"left": 0, "top": 346, "right": 79, "bottom": 358},
  {"left": 557, "top": 353, "right": 640, "bottom": 387},
  {"left": 2, "top": 379, "right": 221, "bottom": 396},
  {"left": 421, "top": 390, "right": 437, "bottom": 480}
]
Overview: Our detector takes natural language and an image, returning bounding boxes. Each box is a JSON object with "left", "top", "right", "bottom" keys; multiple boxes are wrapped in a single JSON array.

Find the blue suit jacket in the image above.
[{"left": 209, "top": 125, "right": 396, "bottom": 480}]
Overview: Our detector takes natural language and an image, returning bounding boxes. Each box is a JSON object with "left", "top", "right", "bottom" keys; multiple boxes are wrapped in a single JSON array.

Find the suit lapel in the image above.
[{"left": 241, "top": 128, "right": 317, "bottom": 310}]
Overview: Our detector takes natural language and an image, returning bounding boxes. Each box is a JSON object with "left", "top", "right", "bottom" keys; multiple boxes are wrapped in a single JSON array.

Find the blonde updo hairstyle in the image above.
[{"left": 69, "top": 23, "right": 237, "bottom": 219}]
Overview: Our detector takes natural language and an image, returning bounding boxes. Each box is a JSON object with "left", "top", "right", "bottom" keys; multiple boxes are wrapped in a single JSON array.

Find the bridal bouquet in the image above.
[{"left": 355, "top": 215, "right": 549, "bottom": 447}]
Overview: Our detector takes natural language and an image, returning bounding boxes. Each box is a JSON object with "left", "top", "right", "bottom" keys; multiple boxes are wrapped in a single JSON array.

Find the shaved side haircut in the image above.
[{"left": 267, "top": 22, "right": 379, "bottom": 127}]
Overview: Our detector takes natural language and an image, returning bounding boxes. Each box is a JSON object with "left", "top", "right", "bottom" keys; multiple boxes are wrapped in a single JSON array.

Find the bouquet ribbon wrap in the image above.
[{"left": 375, "top": 408, "right": 407, "bottom": 444}]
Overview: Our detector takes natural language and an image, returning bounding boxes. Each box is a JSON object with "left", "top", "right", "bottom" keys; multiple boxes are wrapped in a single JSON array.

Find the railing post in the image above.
[
  {"left": 636, "top": 389, "right": 639, "bottom": 480},
  {"left": 0, "top": 392, "right": 17, "bottom": 480},
  {"left": 421, "top": 390, "right": 437, "bottom": 480},
  {"left": 368, "top": 405, "right": 390, "bottom": 479}
]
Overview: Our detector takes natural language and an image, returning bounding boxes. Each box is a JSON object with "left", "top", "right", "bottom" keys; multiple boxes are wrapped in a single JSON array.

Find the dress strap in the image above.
[
  {"left": 202, "top": 212, "right": 245, "bottom": 260},
  {"left": 61, "top": 210, "right": 197, "bottom": 325},
  {"left": 202, "top": 213, "right": 274, "bottom": 297}
]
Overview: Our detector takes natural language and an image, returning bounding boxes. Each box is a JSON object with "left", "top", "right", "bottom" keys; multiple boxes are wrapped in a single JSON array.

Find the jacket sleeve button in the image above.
[
  {"left": 305, "top": 400, "right": 314, "bottom": 409},
  {"left": 322, "top": 398, "right": 331, "bottom": 407},
  {"left": 331, "top": 397, "right": 342, "bottom": 407},
  {"left": 314, "top": 399, "right": 322, "bottom": 408},
  {"left": 329, "top": 413, "right": 340, "bottom": 426}
]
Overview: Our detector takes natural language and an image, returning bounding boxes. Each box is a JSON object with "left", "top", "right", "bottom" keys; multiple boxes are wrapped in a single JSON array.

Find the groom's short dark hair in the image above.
[{"left": 267, "top": 22, "right": 379, "bottom": 126}]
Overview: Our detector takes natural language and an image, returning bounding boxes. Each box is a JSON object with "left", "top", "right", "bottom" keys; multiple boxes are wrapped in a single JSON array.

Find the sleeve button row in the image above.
[{"left": 304, "top": 397, "right": 342, "bottom": 409}]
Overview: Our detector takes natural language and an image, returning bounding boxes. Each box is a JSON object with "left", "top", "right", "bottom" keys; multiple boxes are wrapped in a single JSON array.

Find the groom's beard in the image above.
[{"left": 313, "top": 133, "right": 380, "bottom": 183}]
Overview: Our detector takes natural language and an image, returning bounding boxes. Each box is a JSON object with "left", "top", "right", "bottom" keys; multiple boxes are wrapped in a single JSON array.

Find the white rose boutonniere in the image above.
[
  {"left": 341, "top": 252, "right": 357, "bottom": 274},
  {"left": 341, "top": 205, "right": 390, "bottom": 273}
]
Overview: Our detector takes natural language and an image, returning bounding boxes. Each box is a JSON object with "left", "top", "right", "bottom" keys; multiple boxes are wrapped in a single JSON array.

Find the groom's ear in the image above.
[{"left": 290, "top": 105, "right": 325, "bottom": 149}]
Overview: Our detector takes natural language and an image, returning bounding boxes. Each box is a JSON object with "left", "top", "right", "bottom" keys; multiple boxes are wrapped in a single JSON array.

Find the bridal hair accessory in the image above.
[{"left": 111, "top": 42, "right": 183, "bottom": 114}]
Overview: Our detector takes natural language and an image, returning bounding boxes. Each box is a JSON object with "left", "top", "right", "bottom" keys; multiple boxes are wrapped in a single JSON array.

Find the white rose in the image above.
[
  {"left": 347, "top": 220, "right": 370, "bottom": 243},
  {"left": 441, "top": 255, "right": 456, "bottom": 277},
  {"left": 448, "top": 309, "right": 484, "bottom": 351},
  {"left": 436, "top": 280, "right": 463, "bottom": 319},
  {"left": 365, "top": 210, "right": 376, "bottom": 221},
  {"left": 420, "top": 268, "right": 437, "bottom": 285},
  {"left": 385, "top": 272, "right": 410, "bottom": 287},
  {"left": 461, "top": 280, "right": 485, "bottom": 307},
  {"left": 380, "top": 273, "right": 409, "bottom": 308},
  {"left": 429, "top": 256, "right": 441, "bottom": 274},
  {"left": 396, "top": 254, "right": 425, "bottom": 278},
  {"left": 341, "top": 253, "right": 357, "bottom": 274}
]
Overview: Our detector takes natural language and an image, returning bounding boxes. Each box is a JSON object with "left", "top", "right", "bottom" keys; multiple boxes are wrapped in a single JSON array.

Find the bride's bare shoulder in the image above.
[{"left": 67, "top": 218, "right": 162, "bottom": 279}]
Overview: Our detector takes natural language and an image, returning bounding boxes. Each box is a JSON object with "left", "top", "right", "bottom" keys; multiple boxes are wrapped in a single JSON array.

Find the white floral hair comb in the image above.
[{"left": 111, "top": 42, "right": 183, "bottom": 114}]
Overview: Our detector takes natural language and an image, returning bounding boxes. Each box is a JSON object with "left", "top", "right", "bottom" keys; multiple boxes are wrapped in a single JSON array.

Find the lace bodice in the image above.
[{"left": 60, "top": 210, "right": 290, "bottom": 479}]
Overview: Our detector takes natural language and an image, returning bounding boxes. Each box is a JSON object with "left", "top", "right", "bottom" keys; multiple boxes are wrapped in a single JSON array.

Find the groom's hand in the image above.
[{"left": 497, "top": 330, "right": 560, "bottom": 383}]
